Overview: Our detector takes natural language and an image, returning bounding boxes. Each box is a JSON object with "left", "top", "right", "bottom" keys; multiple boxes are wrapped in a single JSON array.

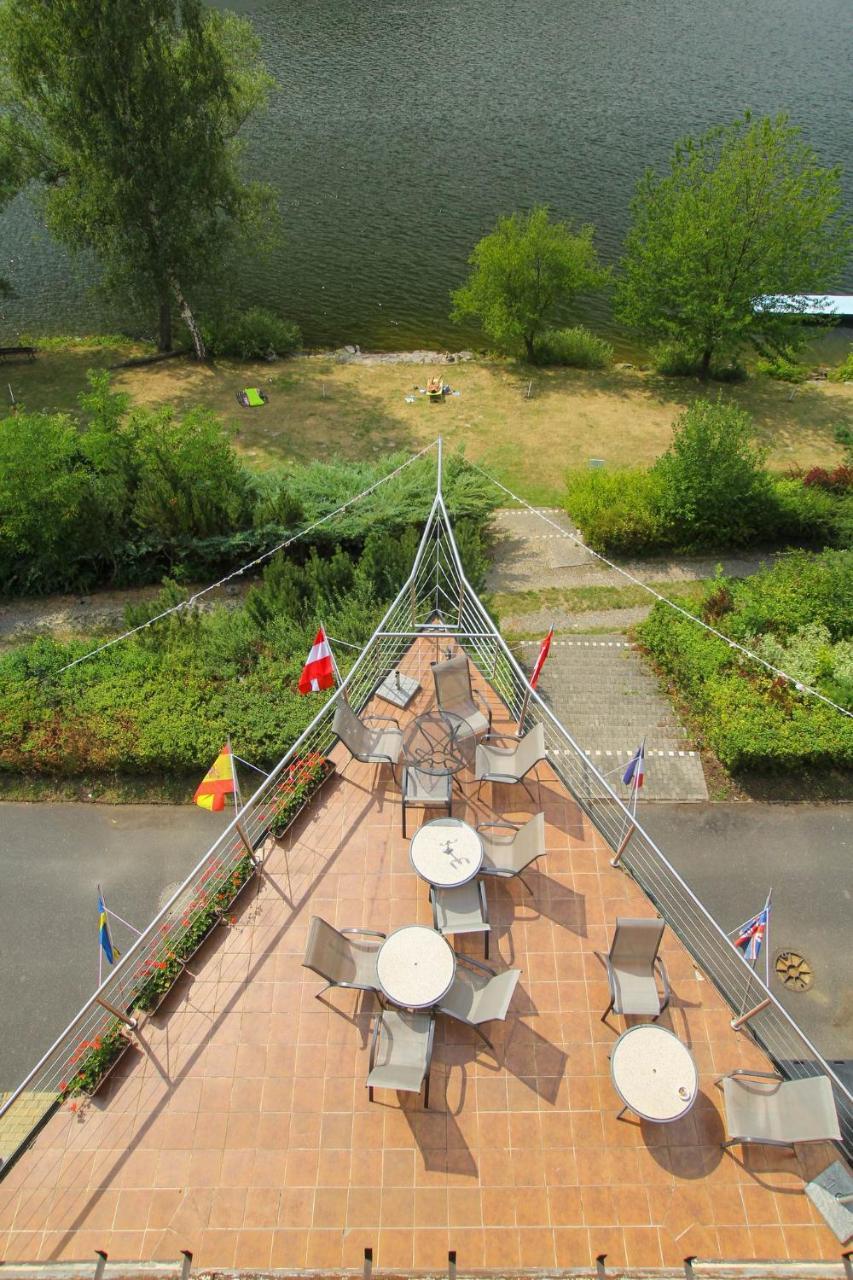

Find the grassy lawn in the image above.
[
  {"left": 2, "top": 343, "right": 851, "bottom": 504},
  {"left": 490, "top": 579, "right": 711, "bottom": 619}
]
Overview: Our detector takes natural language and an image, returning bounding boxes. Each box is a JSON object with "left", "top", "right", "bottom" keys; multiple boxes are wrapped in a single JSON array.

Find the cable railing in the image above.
[{"left": 2, "top": 465, "right": 850, "bottom": 1177}]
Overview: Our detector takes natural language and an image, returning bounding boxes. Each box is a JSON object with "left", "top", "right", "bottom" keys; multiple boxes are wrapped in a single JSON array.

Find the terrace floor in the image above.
[{"left": 0, "top": 641, "right": 841, "bottom": 1271}]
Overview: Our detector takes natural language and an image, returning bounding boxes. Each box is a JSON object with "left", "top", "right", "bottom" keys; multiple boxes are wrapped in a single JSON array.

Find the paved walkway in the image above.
[{"left": 518, "top": 635, "right": 708, "bottom": 802}]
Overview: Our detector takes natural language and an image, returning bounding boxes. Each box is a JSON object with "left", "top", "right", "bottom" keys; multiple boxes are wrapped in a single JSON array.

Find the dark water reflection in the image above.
[{"left": 1, "top": 0, "right": 850, "bottom": 351}]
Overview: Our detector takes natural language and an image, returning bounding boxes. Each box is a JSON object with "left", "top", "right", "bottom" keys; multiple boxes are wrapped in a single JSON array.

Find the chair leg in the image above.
[
  {"left": 368, "top": 1085, "right": 374, "bottom": 1104},
  {"left": 402, "top": 800, "right": 407, "bottom": 839},
  {"left": 484, "top": 931, "right": 490, "bottom": 960},
  {"left": 424, "top": 1069, "right": 430, "bottom": 1110},
  {"left": 601, "top": 996, "right": 614, "bottom": 1023}
]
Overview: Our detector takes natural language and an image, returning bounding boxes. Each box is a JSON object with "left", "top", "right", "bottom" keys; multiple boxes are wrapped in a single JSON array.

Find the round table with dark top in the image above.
[{"left": 402, "top": 710, "right": 467, "bottom": 776}]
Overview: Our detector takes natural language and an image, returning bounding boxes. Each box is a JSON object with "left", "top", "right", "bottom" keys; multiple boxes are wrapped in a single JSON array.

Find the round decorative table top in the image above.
[
  {"left": 402, "top": 710, "right": 467, "bottom": 776},
  {"left": 376, "top": 925, "right": 456, "bottom": 1009},
  {"left": 410, "top": 817, "right": 484, "bottom": 888},
  {"left": 610, "top": 1023, "right": 698, "bottom": 1123}
]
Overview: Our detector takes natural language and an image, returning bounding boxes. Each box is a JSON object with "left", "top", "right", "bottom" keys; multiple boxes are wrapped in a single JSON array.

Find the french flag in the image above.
[
  {"left": 622, "top": 742, "right": 645, "bottom": 789},
  {"left": 298, "top": 627, "right": 336, "bottom": 694}
]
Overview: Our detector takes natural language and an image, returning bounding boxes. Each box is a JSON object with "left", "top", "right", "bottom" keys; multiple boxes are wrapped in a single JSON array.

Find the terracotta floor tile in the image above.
[
  {"left": 553, "top": 1226, "right": 592, "bottom": 1268},
  {"left": 377, "top": 1228, "right": 414, "bottom": 1268},
  {"left": 413, "top": 1228, "right": 450, "bottom": 1269}
]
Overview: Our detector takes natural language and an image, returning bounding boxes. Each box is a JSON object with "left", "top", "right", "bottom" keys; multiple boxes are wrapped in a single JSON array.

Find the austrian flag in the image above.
[
  {"left": 298, "top": 627, "right": 336, "bottom": 694},
  {"left": 530, "top": 627, "right": 553, "bottom": 690}
]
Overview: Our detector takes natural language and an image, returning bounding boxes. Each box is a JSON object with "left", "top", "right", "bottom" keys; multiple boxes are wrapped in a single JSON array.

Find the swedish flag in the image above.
[{"left": 98, "top": 891, "right": 118, "bottom": 966}]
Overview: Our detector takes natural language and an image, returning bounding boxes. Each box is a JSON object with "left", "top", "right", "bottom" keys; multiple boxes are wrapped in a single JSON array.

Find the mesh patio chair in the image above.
[
  {"left": 302, "top": 916, "right": 386, "bottom": 998},
  {"left": 716, "top": 1069, "right": 841, "bottom": 1150},
  {"left": 431, "top": 653, "right": 492, "bottom": 739},
  {"left": 476, "top": 811, "right": 546, "bottom": 892},
  {"left": 401, "top": 766, "right": 451, "bottom": 837},
  {"left": 430, "top": 879, "right": 491, "bottom": 958},
  {"left": 437, "top": 953, "right": 522, "bottom": 1052},
  {"left": 366, "top": 1009, "right": 435, "bottom": 1107},
  {"left": 475, "top": 722, "right": 546, "bottom": 802},
  {"left": 595, "top": 917, "right": 670, "bottom": 1023},
  {"left": 333, "top": 700, "right": 402, "bottom": 778}
]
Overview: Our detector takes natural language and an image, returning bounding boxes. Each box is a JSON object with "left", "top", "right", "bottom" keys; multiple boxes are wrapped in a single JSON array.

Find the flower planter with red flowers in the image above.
[
  {"left": 60, "top": 1025, "right": 134, "bottom": 1099},
  {"left": 263, "top": 754, "right": 335, "bottom": 843}
]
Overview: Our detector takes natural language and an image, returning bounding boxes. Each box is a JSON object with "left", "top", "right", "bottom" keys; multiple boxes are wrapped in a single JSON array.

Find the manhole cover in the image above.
[{"left": 775, "top": 950, "right": 813, "bottom": 991}]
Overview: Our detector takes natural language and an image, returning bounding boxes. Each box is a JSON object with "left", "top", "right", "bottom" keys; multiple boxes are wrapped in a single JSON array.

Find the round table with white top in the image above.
[
  {"left": 409, "top": 817, "right": 484, "bottom": 889},
  {"left": 375, "top": 924, "right": 457, "bottom": 1009},
  {"left": 609, "top": 1023, "right": 698, "bottom": 1123}
]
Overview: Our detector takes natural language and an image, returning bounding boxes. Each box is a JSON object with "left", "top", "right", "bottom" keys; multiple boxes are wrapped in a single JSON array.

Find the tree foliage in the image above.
[
  {"left": 0, "top": 0, "right": 275, "bottom": 354},
  {"left": 615, "top": 113, "right": 851, "bottom": 378},
  {"left": 451, "top": 205, "right": 609, "bottom": 362}
]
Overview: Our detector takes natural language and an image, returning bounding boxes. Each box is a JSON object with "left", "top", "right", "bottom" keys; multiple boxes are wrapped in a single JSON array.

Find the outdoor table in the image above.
[
  {"left": 375, "top": 924, "right": 456, "bottom": 1009},
  {"left": 609, "top": 1023, "right": 698, "bottom": 1122},
  {"left": 410, "top": 816, "right": 484, "bottom": 889},
  {"left": 402, "top": 710, "right": 467, "bottom": 776}
]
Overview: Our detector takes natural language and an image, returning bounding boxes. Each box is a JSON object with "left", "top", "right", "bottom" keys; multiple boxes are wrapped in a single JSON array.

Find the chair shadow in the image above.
[
  {"left": 500, "top": 1017, "right": 567, "bottom": 1104},
  {"left": 640, "top": 1093, "right": 725, "bottom": 1177}
]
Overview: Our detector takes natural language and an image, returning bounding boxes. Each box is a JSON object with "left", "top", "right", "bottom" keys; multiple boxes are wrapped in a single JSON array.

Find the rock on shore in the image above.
[{"left": 311, "top": 347, "right": 474, "bottom": 365}]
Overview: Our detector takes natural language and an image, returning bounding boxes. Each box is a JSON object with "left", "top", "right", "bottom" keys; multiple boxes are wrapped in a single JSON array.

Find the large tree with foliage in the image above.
[
  {"left": 616, "top": 113, "right": 851, "bottom": 379},
  {"left": 451, "top": 205, "right": 609, "bottom": 362},
  {"left": 0, "top": 0, "right": 274, "bottom": 355}
]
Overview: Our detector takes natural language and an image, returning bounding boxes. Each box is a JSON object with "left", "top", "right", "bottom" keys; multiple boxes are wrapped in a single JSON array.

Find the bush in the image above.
[
  {"left": 653, "top": 398, "right": 773, "bottom": 549},
  {"left": 762, "top": 478, "right": 839, "bottom": 547},
  {"left": 637, "top": 554, "right": 853, "bottom": 772},
  {"left": 652, "top": 342, "right": 746, "bottom": 381},
  {"left": 536, "top": 326, "right": 613, "bottom": 369},
  {"left": 827, "top": 351, "right": 853, "bottom": 383},
  {"left": 755, "top": 354, "right": 808, "bottom": 383},
  {"left": 565, "top": 468, "right": 670, "bottom": 554},
  {"left": 801, "top": 465, "right": 853, "bottom": 493},
  {"left": 209, "top": 308, "right": 302, "bottom": 360}
]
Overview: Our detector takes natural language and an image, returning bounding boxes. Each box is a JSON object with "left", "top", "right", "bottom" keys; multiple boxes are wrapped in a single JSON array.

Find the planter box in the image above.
[
  {"left": 75, "top": 1031, "right": 135, "bottom": 1099},
  {"left": 265, "top": 759, "right": 336, "bottom": 844}
]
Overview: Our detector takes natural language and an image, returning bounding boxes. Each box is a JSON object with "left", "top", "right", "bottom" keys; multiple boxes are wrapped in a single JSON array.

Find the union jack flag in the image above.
[{"left": 733, "top": 905, "right": 770, "bottom": 962}]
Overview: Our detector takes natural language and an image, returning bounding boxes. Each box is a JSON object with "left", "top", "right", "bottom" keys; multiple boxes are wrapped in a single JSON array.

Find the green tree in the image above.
[
  {"left": 0, "top": 0, "right": 275, "bottom": 355},
  {"left": 451, "top": 205, "right": 609, "bottom": 362},
  {"left": 616, "top": 113, "right": 851, "bottom": 379},
  {"left": 653, "top": 397, "right": 771, "bottom": 548}
]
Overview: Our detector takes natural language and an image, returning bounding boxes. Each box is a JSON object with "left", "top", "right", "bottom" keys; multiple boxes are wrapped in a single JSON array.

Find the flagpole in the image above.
[
  {"left": 227, "top": 735, "right": 241, "bottom": 817},
  {"left": 763, "top": 888, "right": 772, "bottom": 987},
  {"left": 97, "top": 882, "right": 103, "bottom": 988}
]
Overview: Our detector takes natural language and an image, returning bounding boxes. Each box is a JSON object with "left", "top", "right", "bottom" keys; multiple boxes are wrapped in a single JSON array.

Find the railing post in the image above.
[
  {"left": 730, "top": 997, "right": 771, "bottom": 1031},
  {"left": 95, "top": 995, "right": 138, "bottom": 1031},
  {"left": 235, "top": 817, "right": 258, "bottom": 864}
]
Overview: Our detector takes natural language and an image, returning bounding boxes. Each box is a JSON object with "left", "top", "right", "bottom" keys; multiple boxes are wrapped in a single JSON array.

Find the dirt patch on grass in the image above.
[{"left": 3, "top": 347, "right": 850, "bottom": 502}]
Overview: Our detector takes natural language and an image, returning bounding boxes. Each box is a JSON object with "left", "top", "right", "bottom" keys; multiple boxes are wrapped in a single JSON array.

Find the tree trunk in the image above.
[
  {"left": 170, "top": 278, "right": 206, "bottom": 360},
  {"left": 524, "top": 334, "right": 536, "bottom": 364},
  {"left": 157, "top": 296, "right": 173, "bottom": 353},
  {"left": 699, "top": 347, "right": 713, "bottom": 381}
]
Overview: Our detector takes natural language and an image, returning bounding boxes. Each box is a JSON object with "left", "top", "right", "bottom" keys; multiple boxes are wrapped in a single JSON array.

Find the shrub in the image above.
[
  {"left": 565, "top": 468, "right": 670, "bottom": 554},
  {"left": 652, "top": 341, "right": 700, "bottom": 377},
  {"left": 801, "top": 465, "right": 853, "bottom": 493},
  {"left": 755, "top": 354, "right": 808, "bottom": 383},
  {"left": 209, "top": 308, "right": 302, "bottom": 360},
  {"left": 827, "top": 351, "right": 853, "bottom": 383},
  {"left": 536, "top": 326, "right": 613, "bottom": 369},
  {"left": 762, "top": 478, "right": 839, "bottom": 547},
  {"left": 652, "top": 398, "right": 773, "bottom": 549}
]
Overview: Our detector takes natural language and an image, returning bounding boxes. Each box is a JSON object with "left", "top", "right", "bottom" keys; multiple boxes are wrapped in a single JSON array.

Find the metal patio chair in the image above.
[
  {"left": 716, "top": 1069, "right": 842, "bottom": 1151},
  {"left": 595, "top": 917, "right": 671, "bottom": 1023},
  {"left": 302, "top": 916, "right": 385, "bottom": 998},
  {"left": 436, "top": 953, "right": 522, "bottom": 1052},
  {"left": 476, "top": 810, "right": 546, "bottom": 892},
  {"left": 431, "top": 652, "right": 492, "bottom": 739},
  {"left": 430, "top": 879, "right": 491, "bottom": 958},
  {"left": 475, "top": 722, "right": 546, "bottom": 802},
  {"left": 333, "top": 699, "right": 402, "bottom": 778},
  {"left": 401, "top": 766, "right": 452, "bottom": 837},
  {"left": 366, "top": 1009, "right": 435, "bottom": 1107}
]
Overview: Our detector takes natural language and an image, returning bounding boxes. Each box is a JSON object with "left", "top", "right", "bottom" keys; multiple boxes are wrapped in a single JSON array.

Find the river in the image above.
[{"left": 1, "top": 0, "right": 851, "bottom": 353}]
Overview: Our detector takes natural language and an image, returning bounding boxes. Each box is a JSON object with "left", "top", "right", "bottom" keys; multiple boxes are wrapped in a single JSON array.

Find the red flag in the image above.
[
  {"left": 530, "top": 627, "right": 553, "bottom": 689},
  {"left": 298, "top": 627, "right": 336, "bottom": 694}
]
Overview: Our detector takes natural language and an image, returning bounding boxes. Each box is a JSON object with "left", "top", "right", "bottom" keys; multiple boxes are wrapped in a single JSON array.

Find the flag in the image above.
[
  {"left": 530, "top": 627, "right": 553, "bottom": 689},
  {"left": 734, "top": 905, "right": 770, "bottom": 962},
  {"left": 194, "top": 744, "right": 237, "bottom": 812},
  {"left": 622, "top": 742, "right": 645, "bottom": 789},
  {"left": 98, "top": 891, "right": 118, "bottom": 966},
  {"left": 298, "top": 626, "right": 336, "bottom": 694}
]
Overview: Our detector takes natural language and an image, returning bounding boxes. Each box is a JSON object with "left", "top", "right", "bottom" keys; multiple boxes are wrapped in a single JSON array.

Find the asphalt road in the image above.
[
  {"left": 0, "top": 802, "right": 228, "bottom": 1092},
  {"left": 639, "top": 803, "right": 852, "bottom": 1066}
]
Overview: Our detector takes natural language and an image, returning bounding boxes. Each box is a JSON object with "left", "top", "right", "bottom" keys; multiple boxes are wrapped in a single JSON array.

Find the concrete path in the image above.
[
  {"left": 639, "top": 802, "right": 853, "bottom": 1068},
  {"left": 519, "top": 634, "right": 709, "bottom": 801},
  {"left": 0, "top": 802, "right": 228, "bottom": 1091}
]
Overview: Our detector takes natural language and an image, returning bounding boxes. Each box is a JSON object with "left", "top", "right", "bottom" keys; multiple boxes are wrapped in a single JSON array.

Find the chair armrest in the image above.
[
  {"left": 715, "top": 1068, "right": 784, "bottom": 1086},
  {"left": 454, "top": 951, "right": 495, "bottom": 976},
  {"left": 341, "top": 928, "right": 386, "bottom": 940},
  {"left": 476, "top": 820, "right": 521, "bottom": 834},
  {"left": 478, "top": 878, "right": 489, "bottom": 923},
  {"left": 480, "top": 733, "right": 522, "bottom": 746},
  {"left": 424, "top": 1014, "right": 436, "bottom": 1073},
  {"left": 428, "top": 885, "right": 439, "bottom": 930},
  {"left": 363, "top": 714, "right": 401, "bottom": 729},
  {"left": 472, "top": 689, "right": 492, "bottom": 727},
  {"left": 655, "top": 956, "right": 671, "bottom": 1005}
]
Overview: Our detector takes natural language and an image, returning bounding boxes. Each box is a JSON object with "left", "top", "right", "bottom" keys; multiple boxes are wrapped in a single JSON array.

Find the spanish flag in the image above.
[{"left": 194, "top": 744, "right": 238, "bottom": 812}]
